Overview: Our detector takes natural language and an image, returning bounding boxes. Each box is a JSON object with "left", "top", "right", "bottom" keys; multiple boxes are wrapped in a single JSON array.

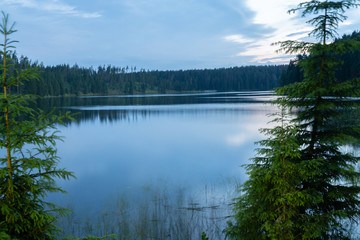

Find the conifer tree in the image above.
[
  {"left": 226, "top": 0, "right": 360, "bottom": 239},
  {"left": 0, "top": 12, "right": 74, "bottom": 239},
  {"left": 226, "top": 106, "right": 310, "bottom": 239}
]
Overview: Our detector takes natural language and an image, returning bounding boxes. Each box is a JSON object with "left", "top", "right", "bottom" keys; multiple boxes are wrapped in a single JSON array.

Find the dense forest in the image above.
[
  {"left": 280, "top": 31, "right": 360, "bottom": 86},
  {"left": 3, "top": 55, "right": 286, "bottom": 96}
]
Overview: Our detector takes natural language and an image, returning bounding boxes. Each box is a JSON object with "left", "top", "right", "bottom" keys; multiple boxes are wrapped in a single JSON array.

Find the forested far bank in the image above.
[{"left": 2, "top": 54, "right": 287, "bottom": 96}]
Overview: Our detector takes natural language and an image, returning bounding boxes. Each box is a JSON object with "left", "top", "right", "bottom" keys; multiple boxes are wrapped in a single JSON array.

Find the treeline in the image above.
[
  {"left": 3, "top": 55, "right": 286, "bottom": 96},
  {"left": 280, "top": 31, "right": 360, "bottom": 86}
]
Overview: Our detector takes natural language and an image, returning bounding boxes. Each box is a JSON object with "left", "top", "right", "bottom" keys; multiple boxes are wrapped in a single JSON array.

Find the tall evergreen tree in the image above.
[
  {"left": 225, "top": 106, "right": 311, "bottom": 239},
  {"left": 226, "top": 0, "right": 360, "bottom": 239},
  {"left": 0, "top": 12, "right": 74, "bottom": 239}
]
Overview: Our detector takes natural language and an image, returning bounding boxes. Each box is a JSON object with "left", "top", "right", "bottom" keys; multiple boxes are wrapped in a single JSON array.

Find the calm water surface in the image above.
[{"left": 44, "top": 91, "right": 278, "bottom": 234}]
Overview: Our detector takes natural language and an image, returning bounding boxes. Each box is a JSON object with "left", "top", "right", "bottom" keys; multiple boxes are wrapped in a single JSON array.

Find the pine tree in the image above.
[
  {"left": 0, "top": 12, "right": 74, "bottom": 239},
  {"left": 226, "top": 0, "right": 360, "bottom": 239},
  {"left": 226, "top": 106, "right": 311, "bottom": 239}
]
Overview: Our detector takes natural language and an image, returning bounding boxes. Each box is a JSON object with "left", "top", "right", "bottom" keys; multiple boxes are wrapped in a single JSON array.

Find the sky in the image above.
[{"left": 1, "top": 0, "right": 360, "bottom": 70}]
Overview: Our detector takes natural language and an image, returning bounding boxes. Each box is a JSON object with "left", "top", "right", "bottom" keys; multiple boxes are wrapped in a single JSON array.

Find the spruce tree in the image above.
[
  {"left": 0, "top": 12, "right": 74, "bottom": 239},
  {"left": 226, "top": 0, "right": 360, "bottom": 239},
  {"left": 226, "top": 106, "right": 311, "bottom": 239}
]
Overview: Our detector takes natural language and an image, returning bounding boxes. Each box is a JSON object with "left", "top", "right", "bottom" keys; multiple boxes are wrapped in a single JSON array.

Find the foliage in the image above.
[
  {"left": 279, "top": 54, "right": 306, "bottom": 86},
  {"left": 61, "top": 234, "right": 117, "bottom": 240},
  {"left": 201, "top": 231, "right": 209, "bottom": 240},
  {"left": 0, "top": 12, "right": 74, "bottom": 239},
  {"left": 226, "top": 106, "right": 308, "bottom": 239},
  {"left": 1, "top": 55, "right": 286, "bottom": 96},
  {"left": 280, "top": 31, "right": 360, "bottom": 87},
  {"left": 227, "top": 0, "right": 360, "bottom": 239}
]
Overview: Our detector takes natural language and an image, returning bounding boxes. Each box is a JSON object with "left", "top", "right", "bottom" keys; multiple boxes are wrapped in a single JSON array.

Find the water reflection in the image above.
[
  {"left": 36, "top": 91, "right": 276, "bottom": 124},
  {"left": 44, "top": 91, "right": 278, "bottom": 238}
]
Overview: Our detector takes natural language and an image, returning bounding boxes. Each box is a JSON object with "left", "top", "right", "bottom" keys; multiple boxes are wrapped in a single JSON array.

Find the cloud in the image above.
[
  {"left": 224, "top": 0, "right": 311, "bottom": 64},
  {"left": 226, "top": 0, "right": 360, "bottom": 65},
  {"left": 339, "top": 20, "right": 353, "bottom": 27},
  {"left": 233, "top": 27, "right": 310, "bottom": 64},
  {"left": 246, "top": 0, "right": 300, "bottom": 25},
  {"left": 224, "top": 34, "right": 253, "bottom": 44},
  {"left": 286, "top": 30, "right": 309, "bottom": 37},
  {"left": 2, "top": 0, "right": 101, "bottom": 18}
]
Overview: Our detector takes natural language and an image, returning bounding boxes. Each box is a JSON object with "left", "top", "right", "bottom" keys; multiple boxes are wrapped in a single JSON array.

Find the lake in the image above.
[{"left": 43, "top": 91, "right": 278, "bottom": 239}]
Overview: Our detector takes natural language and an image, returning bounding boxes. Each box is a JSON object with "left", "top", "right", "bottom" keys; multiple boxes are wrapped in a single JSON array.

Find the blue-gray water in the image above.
[{"left": 44, "top": 91, "right": 278, "bottom": 238}]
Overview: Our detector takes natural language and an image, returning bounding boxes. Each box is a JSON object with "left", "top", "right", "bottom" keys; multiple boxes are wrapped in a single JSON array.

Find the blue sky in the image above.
[{"left": 1, "top": 0, "right": 360, "bottom": 70}]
